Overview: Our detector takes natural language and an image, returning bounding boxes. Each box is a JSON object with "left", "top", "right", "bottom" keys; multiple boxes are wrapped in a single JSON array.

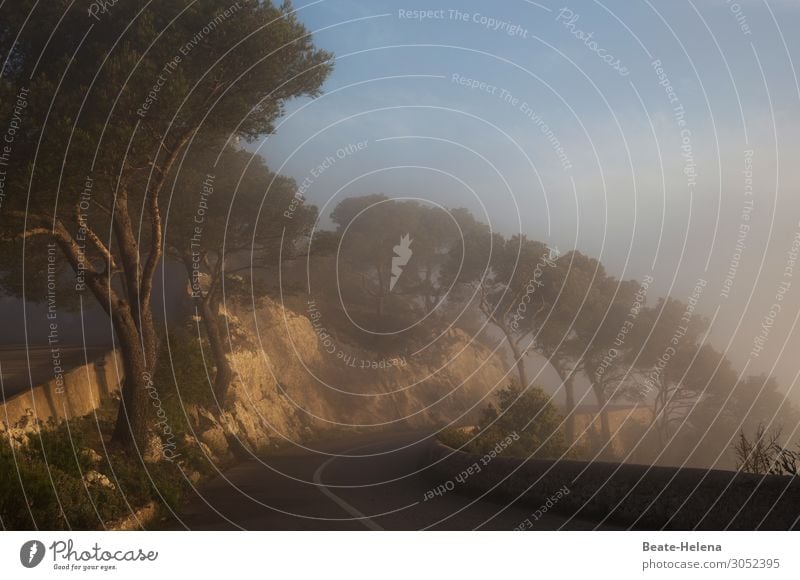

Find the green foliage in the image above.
[
  {"left": 0, "top": 0, "right": 334, "bottom": 449},
  {"left": 0, "top": 442, "right": 108, "bottom": 530},
  {"left": 441, "top": 383, "right": 567, "bottom": 460},
  {"left": 25, "top": 420, "right": 94, "bottom": 479},
  {"left": 165, "top": 146, "right": 318, "bottom": 300},
  {"left": 154, "top": 327, "right": 216, "bottom": 428},
  {"left": 148, "top": 327, "right": 223, "bottom": 478},
  {"left": 0, "top": 414, "right": 201, "bottom": 530}
]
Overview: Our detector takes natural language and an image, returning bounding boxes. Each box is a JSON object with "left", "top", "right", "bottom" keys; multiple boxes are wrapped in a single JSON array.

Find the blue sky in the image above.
[{"left": 252, "top": 0, "right": 800, "bottom": 386}]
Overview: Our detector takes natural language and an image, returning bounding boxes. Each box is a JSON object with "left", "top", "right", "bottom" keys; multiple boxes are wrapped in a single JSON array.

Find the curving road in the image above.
[{"left": 166, "top": 430, "right": 610, "bottom": 530}]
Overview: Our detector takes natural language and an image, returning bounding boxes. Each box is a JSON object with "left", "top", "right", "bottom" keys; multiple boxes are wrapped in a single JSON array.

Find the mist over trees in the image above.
[
  {"left": 0, "top": 2, "right": 794, "bottom": 472},
  {"left": 316, "top": 195, "right": 798, "bottom": 468}
]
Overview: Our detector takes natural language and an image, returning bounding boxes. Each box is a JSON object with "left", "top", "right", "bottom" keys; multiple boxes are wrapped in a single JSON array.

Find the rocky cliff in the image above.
[
  {"left": 199, "top": 298, "right": 508, "bottom": 458},
  {"left": 1, "top": 297, "right": 509, "bottom": 460}
]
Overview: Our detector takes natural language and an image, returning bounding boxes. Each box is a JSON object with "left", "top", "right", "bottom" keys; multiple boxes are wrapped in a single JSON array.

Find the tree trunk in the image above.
[
  {"left": 107, "top": 192, "right": 162, "bottom": 451},
  {"left": 110, "top": 307, "right": 157, "bottom": 450},
  {"left": 563, "top": 373, "right": 577, "bottom": 444},
  {"left": 505, "top": 333, "right": 528, "bottom": 389},
  {"left": 47, "top": 219, "right": 157, "bottom": 453},
  {"left": 592, "top": 382, "right": 612, "bottom": 448},
  {"left": 547, "top": 357, "right": 581, "bottom": 445},
  {"left": 181, "top": 252, "right": 233, "bottom": 402},
  {"left": 653, "top": 381, "right": 669, "bottom": 448},
  {"left": 200, "top": 296, "right": 234, "bottom": 401}
]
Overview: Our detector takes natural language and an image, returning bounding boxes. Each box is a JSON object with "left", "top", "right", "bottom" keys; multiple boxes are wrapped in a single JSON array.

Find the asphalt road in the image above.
[{"left": 166, "top": 430, "right": 610, "bottom": 530}]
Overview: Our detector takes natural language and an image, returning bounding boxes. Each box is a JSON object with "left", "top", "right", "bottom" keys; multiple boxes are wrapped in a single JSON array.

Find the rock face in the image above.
[
  {"left": 1, "top": 297, "right": 509, "bottom": 458},
  {"left": 213, "top": 298, "right": 509, "bottom": 454},
  {"left": 83, "top": 470, "right": 116, "bottom": 490}
]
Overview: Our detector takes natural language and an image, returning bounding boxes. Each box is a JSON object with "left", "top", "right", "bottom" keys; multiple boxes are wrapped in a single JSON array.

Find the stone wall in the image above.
[{"left": 0, "top": 350, "right": 122, "bottom": 432}]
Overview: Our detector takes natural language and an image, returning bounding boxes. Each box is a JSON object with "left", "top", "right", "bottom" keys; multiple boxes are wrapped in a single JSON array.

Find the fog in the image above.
[
  {"left": 4, "top": 0, "right": 800, "bottom": 472},
  {"left": 250, "top": 0, "right": 800, "bottom": 406}
]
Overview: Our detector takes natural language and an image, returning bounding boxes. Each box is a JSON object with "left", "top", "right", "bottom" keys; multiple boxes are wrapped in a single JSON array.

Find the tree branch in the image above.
[
  {"left": 141, "top": 131, "right": 192, "bottom": 306},
  {"left": 74, "top": 202, "right": 117, "bottom": 271}
]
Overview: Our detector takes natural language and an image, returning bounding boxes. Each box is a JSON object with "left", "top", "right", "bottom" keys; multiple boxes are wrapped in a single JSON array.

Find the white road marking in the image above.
[{"left": 313, "top": 454, "right": 384, "bottom": 531}]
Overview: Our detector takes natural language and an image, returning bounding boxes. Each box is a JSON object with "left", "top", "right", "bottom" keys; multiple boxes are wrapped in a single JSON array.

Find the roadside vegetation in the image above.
[
  {"left": 0, "top": 329, "right": 216, "bottom": 530},
  {"left": 439, "top": 383, "right": 567, "bottom": 460},
  {"left": 733, "top": 423, "right": 799, "bottom": 476}
]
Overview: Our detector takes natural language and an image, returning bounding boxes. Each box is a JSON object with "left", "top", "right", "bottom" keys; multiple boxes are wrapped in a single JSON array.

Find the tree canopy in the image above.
[{"left": 0, "top": 0, "right": 333, "bottom": 450}]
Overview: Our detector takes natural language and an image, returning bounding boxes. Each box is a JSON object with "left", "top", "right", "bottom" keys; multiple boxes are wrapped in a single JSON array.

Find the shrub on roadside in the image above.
[
  {"left": 0, "top": 417, "right": 199, "bottom": 530},
  {"left": 439, "top": 383, "right": 567, "bottom": 460}
]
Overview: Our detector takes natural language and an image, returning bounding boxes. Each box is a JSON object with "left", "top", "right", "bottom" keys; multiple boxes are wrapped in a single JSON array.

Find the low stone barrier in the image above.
[
  {"left": 425, "top": 441, "right": 800, "bottom": 530},
  {"left": 0, "top": 350, "right": 121, "bottom": 431}
]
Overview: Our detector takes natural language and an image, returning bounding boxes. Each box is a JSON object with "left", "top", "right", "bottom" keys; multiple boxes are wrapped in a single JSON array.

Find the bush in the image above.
[
  {"left": 734, "top": 423, "right": 799, "bottom": 475},
  {"left": 0, "top": 420, "right": 198, "bottom": 530},
  {"left": 0, "top": 328, "right": 232, "bottom": 530},
  {"left": 1, "top": 430, "right": 124, "bottom": 529},
  {"left": 440, "top": 383, "right": 567, "bottom": 459}
]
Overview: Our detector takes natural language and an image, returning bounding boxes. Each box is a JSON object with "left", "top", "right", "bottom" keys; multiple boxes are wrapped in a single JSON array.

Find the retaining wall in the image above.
[{"left": 0, "top": 350, "right": 121, "bottom": 430}]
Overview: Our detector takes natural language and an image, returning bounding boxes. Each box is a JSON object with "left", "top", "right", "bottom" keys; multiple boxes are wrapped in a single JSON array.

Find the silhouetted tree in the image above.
[
  {"left": 165, "top": 146, "right": 317, "bottom": 400},
  {"left": 0, "top": 0, "right": 332, "bottom": 451}
]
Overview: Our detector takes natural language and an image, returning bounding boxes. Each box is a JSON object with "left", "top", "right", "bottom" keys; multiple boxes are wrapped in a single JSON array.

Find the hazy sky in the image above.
[{"left": 251, "top": 0, "right": 800, "bottom": 393}]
